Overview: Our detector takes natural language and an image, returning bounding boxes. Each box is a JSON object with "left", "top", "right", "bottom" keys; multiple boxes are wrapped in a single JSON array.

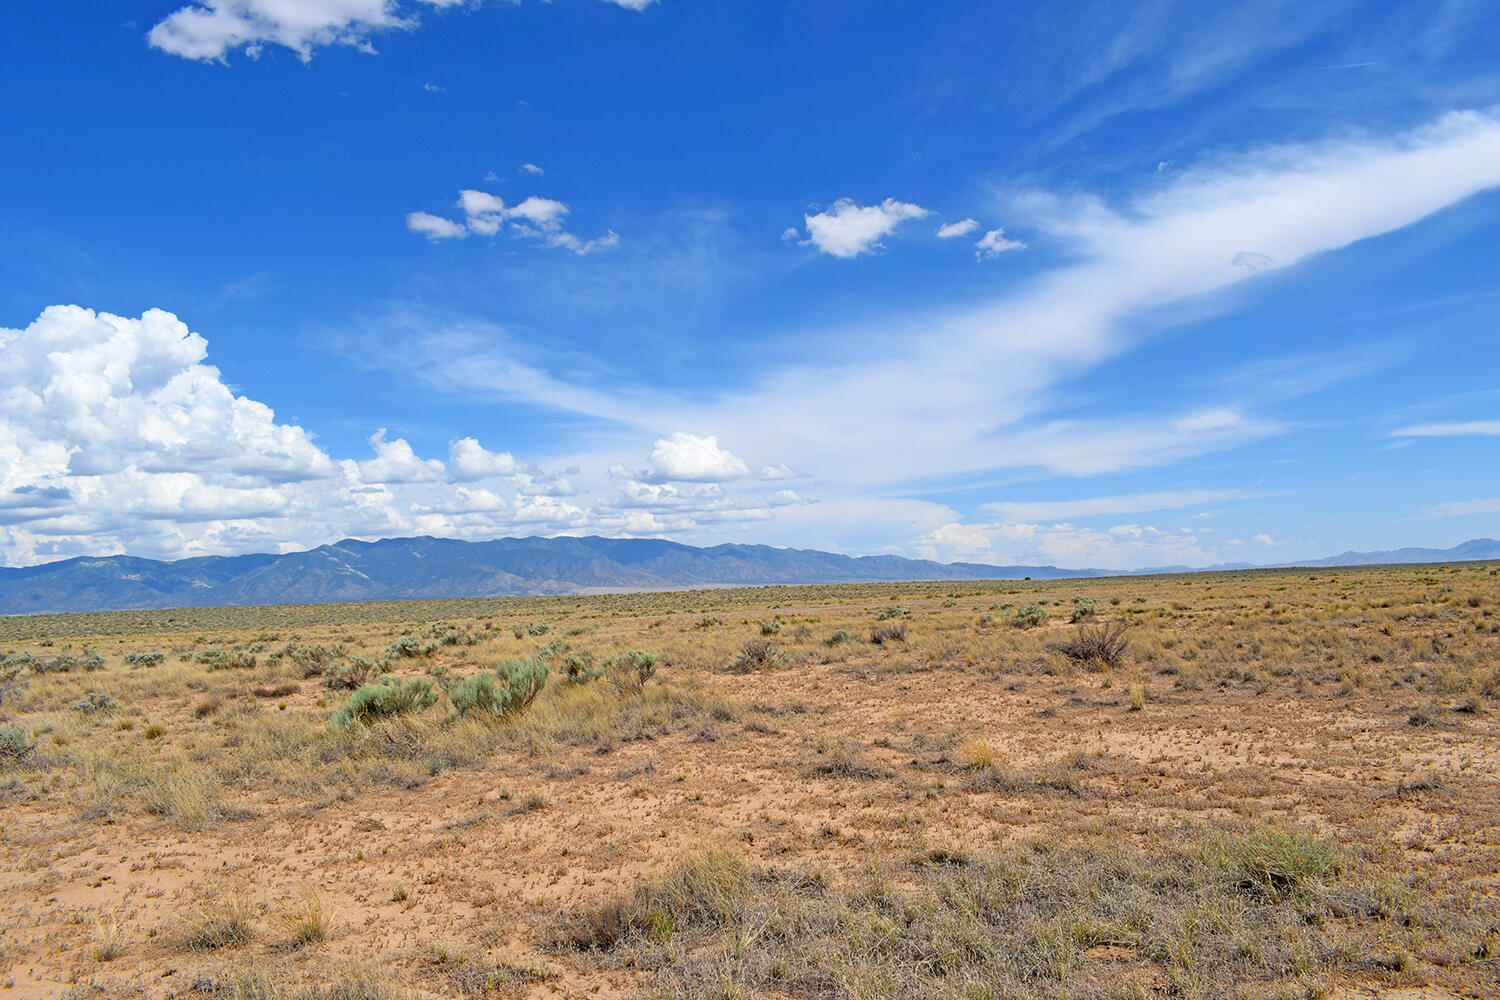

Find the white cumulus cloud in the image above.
[
  {"left": 975, "top": 227, "right": 1026, "bottom": 259},
  {"left": 149, "top": 0, "right": 454, "bottom": 62},
  {"left": 0, "top": 306, "right": 635, "bottom": 565},
  {"left": 151, "top": 0, "right": 648, "bottom": 61},
  {"left": 406, "top": 211, "right": 468, "bottom": 241},
  {"left": 356, "top": 429, "right": 444, "bottom": 484},
  {"left": 644, "top": 433, "right": 750, "bottom": 483},
  {"left": 449, "top": 438, "right": 523, "bottom": 480},
  {"left": 801, "top": 198, "right": 930, "bottom": 258},
  {"left": 409, "top": 189, "right": 618, "bottom": 255},
  {"left": 912, "top": 519, "right": 1220, "bottom": 571},
  {"left": 937, "top": 218, "right": 979, "bottom": 238}
]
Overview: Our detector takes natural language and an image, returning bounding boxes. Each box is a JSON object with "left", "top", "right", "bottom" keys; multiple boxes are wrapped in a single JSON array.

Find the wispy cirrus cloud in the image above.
[
  {"left": 1390, "top": 420, "right": 1500, "bottom": 437},
  {"left": 1420, "top": 497, "right": 1500, "bottom": 518},
  {"left": 981, "top": 488, "right": 1259, "bottom": 522}
]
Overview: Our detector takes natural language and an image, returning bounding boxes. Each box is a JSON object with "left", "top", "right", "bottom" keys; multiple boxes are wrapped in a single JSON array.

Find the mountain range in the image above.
[{"left": 1, "top": 535, "right": 1496, "bottom": 615}]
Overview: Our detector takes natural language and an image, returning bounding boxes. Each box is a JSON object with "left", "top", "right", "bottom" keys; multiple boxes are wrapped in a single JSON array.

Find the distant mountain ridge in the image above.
[{"left": 0, "top": 534, "right": 1495, "bottom": 615}]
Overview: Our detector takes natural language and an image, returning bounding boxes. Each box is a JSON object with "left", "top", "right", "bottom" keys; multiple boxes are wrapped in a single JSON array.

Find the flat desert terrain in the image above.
[{"left": 1, "top": 564, "right": 1497, "bottom": 999}]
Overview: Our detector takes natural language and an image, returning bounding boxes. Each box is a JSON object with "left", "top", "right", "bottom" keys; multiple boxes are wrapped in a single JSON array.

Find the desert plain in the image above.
[{"left": 1, "top": 563, "right": 1497, "bottom": 1000}]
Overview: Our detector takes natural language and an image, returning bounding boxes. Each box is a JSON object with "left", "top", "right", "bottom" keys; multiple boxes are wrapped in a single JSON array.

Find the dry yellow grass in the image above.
[
  {"left": 0, "top": 561, "right": 1497, "bottom": 998},
  {"left": 957, "top": 734, "right": 999, "bottom": 769}
]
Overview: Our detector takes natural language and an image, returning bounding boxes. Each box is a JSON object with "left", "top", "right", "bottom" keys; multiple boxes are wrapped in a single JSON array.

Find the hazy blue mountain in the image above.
[
  {"left": 0, "top": 535, "right": 1092, "bottom": 614},
  {"left": 1287, "top": 538, "right": 1500, "bottom": 568},
  {"left": 1, "top": 535, "right": 1494, "bottom": 615}
]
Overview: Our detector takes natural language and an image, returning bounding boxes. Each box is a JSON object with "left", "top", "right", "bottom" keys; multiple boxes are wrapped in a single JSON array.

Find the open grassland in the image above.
[{"left": 1, "top": 563, "right": 1498, "bottom": 999}]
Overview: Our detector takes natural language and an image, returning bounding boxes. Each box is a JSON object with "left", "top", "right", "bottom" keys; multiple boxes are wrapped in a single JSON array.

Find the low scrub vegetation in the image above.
[
  {"left": 183, "top": 889, "right": 256, "bottom": 952},
  {"left": 731, "top": 637, "right": 786, "bottom": 672},
  {"left": 448, "top": 655, "right": 550, "bottom": 719},
  {"left": 328, "top": 677, "right": 439, "bottom": 729},
  {"left": 1046, "top": 619, "right": 1131, "bottom": 670},
  {"left": 554, "top": 829, "right": 1421, "bottom": 999}
]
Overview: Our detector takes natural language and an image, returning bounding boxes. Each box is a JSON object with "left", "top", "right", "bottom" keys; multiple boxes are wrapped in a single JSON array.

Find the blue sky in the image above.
[{"left": 1, "top": 0, "right": 1497, "bottom": 569}]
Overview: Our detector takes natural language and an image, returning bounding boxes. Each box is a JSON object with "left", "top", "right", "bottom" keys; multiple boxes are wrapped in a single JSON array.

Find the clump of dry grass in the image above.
[
  {"left": 279, "top": 891, "right": 333, "bottom": 948},
  {"left": 144, "top": 770, "right": 225, "bottom": 830},
  {"left": 798, "top": 738, "right": 894, "bottom": 780},
  {"left": 1128, "top": 678, "right": 1147, "bottom": 710},
  {"left": 91, "top": 914, "right": 123, "bottom": 962},
  {"left": 730, "top": 637, "right": 786, "bottom": 672},
  {"left": 546, "top": 845, "right": 752, "bottom": 952},
  {"left": 1045, "top": 619, "right": 1131, "bottom": 670},
  {"left": 957, "top": 734, "right": 998, "bottom": 770},
  {"left": 183, "top": 889, "right": 256, "bottom": 951}
]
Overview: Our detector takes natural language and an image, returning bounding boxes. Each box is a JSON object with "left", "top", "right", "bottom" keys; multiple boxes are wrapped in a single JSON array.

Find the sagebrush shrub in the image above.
[
  {"left": 322, "top": 655, "right": 390, "bottom": 690},
  {"left": 495, "top": 656, "right": 550, "bottom": 712},
  {"left": 449, "top": 655, "right": 550, "bottom": 719},
  {"left": 448, "top": 673, "right": 506, "bottom": 718},
  {"left": 70, "top": 691, "right": 119, "bottom": 714},
  {"left": 608, "top": 649, "right": 658, "bottom": 688},
  {"left": 287, "top": 643, "right": 348, "bottom": 677},
  {"left": 30, "top": 648, "right": 105, "bottom": 673},
  {"left": 563, "top": 651, "right": 602, "bottom": 685},
  {"left": 732, "top": 638, "right": 786, "bottom": 672},
  {"left": 329, "top": 677, "right": 438, "bottom": 728},
  {"left": 869, "top": 623, "right": 907, "bottom": 645},
  {"left": 0, "top": 725, "right": 34, "bottom": 763},
  {"left": 197, "top": 648, "right": 256, "bottom": 671},
  {"left": 1012, "top": 603, "right": 1047, "bottom": 628},
  {"left": 388, "top": 637, "right": 437, "bottom": 659},
  {"left": 124, "top": 650, "right": 166, "bottom": 668},
  {"left": 1070, "top": 599, "right": 1097, "bottom": 623}
]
